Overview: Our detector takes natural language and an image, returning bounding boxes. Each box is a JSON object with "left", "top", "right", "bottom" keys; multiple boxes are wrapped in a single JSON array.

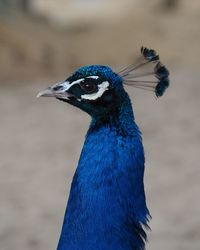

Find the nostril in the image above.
[{"left": 53, "top": 85, "right": 63, "bottom": 91}]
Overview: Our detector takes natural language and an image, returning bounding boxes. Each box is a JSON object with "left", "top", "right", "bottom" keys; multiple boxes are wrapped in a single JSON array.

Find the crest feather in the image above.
[{"left": 119, "top": 47, "right": 170, "bottom": 97}]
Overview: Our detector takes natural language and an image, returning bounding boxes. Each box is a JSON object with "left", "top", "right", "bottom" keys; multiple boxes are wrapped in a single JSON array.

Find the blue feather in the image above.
[
  {"left": 57, "top": 95, "right": 150, "bottom": 250},
  {"left": 37, "top": 48, "right": 169, "bottom": 250}
]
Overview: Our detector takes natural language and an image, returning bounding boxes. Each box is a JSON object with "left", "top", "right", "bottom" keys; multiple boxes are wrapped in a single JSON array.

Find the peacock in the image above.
[{"left": 37, "top": 47, "right": 169, "bottom": 250}]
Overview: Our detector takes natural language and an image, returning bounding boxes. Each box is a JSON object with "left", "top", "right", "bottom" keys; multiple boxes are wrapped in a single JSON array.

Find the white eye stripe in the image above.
[
  {"left": 70, "top": 78, "right": 84, "bottom": 85},
  {"left": 65, "top": 78, "right": 84, "bottom": 90},
  {"left": 62, "top": 76, "right": 100, "bottom": 90},
  {"left": 86, "top": 76, "right": 99, "bottom": 79},
  {"left": 62, "top": 76, "right": 99, "bottom": 91},
  {"left": 81, "top": 81, "right": 109, "bottom": 100},
  {"left": 52, "top": 79, "right": 84, "bottom": 93}
]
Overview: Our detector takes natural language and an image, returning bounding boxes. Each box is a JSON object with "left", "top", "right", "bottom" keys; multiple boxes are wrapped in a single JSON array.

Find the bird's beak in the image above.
[
  {"left": 36, "top": 87, "right": 55, "bottom": 98},
  {"left": 37, "top": 81, "right": 73, "bottom": 99}
]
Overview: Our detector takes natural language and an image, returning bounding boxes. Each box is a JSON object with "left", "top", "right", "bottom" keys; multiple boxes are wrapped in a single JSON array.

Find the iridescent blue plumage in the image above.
[
  {"left": 58, "top": 94, "right": 149, "bottom": 250},
  {"left": 56, "top": 66, "right": 150, "bottom": 250},
  {"left": 37, "top": 48, "right": 169, "bottom": 250}
]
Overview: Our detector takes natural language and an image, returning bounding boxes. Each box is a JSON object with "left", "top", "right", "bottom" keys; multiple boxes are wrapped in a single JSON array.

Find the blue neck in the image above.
[{"left": 57, "top": 96, "right": 150, "bottom": 250}]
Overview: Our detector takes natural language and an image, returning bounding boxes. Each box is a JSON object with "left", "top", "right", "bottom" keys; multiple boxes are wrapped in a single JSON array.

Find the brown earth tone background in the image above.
[{"left": 0, "top": 1, "right": 200, "bottom": 250}]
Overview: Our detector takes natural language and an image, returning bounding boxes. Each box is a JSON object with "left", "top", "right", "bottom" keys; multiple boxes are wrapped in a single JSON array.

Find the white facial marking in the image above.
[
  {"left": 81, "top": 81, "right": 109, "bottom": 100},
  {"left": 86, "top": 76, "right": 99, "bottom": 79},
  {"left": 63, "top": 79, "right": 84, "bottom": 91},
  {"left": 49, "top": 80, "right": 78, "bottom": 100},
  {"left": 51, "top": 79, "right": 84, "bottom": 95}
]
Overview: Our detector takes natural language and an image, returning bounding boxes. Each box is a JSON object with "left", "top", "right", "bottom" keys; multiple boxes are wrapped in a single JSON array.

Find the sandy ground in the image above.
[{"left": 0, "top": 64, "right": 200, "bottom": 250}]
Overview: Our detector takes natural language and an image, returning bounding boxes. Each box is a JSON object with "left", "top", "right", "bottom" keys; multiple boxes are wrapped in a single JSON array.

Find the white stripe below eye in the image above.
[{"left": 81, "top": 81, "right": 109, "bottom": 100}]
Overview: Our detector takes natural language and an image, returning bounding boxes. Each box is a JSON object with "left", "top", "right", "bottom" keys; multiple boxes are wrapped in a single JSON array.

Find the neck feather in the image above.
[{"left": 57, "top": 96, "right": 150, "bottom": 250}]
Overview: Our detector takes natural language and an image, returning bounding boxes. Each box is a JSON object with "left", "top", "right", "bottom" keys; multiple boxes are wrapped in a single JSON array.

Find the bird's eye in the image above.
[{"left": 80, "top": 79, "right": 98, "bottom": 93}]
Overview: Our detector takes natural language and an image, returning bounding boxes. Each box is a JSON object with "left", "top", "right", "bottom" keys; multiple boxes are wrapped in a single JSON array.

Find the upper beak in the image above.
[
  {"left": 36, "top": 87, "right": 55, "bottom": 98},
  {"left": 37, "top": 81, "right": 72, "bottom": 99}
]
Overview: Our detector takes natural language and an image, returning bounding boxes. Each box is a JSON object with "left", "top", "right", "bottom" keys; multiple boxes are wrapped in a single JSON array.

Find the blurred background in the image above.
[{"left": 0, "top": 0, "right": 200, "bottom": 249}]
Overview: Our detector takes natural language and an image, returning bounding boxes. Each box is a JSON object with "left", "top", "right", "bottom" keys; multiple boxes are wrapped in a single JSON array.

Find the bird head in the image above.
[
  {"left": 37, "top": 65, "right": 126, "bottom": 117},
  {"left": 37, "top": 47, "right": 169, "bottom": 118}
]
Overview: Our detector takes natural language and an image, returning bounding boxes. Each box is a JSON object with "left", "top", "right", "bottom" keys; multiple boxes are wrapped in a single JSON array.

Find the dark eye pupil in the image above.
[
  {"left": 80, "top": 80, "right": 97, "bottom": 93},
  {"left": 84, "top": 83, "right": 94, "bottom": 91}
]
